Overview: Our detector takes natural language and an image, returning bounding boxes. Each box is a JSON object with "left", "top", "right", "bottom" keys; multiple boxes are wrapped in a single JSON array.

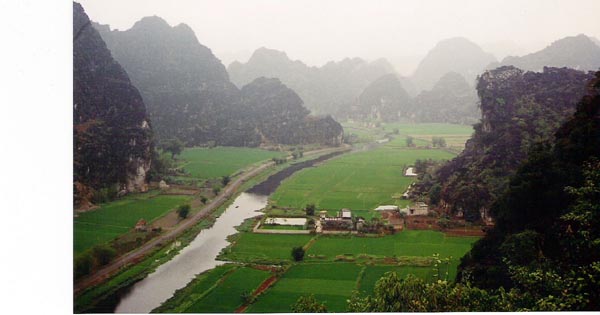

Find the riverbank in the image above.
[{"left": 74, "top": 145, "right": 349, "bottom": 313}]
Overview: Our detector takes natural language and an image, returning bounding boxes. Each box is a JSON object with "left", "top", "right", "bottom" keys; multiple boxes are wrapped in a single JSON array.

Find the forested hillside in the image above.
[
  {"left": 347, "top": 73, "right": 412, "bottom": 122},
  {"left": 73, "top": 2, "right": 153, "bottom": 208},
  {"left": 431, "top": 66, "right": 594, "bottom": 220}
]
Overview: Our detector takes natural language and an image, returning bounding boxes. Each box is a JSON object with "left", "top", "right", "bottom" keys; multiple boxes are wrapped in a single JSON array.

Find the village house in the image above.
[
  {"left": 405, "top": 167, "right": 418, "bottom": 177},
  {"left": 135, "top": 218, "right": 147, "bottom": 231},
  {"left": 339, "top": 208, "right": 352, "bottom": 219},
  {"left": 404, "top": 202, "right": 429, "bottom": 216}
]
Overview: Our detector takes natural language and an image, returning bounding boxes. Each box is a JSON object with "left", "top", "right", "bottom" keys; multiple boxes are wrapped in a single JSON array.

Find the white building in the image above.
[
  {"left": 374, "top": 205, "right": 399, "bottom": 211},
  {"left": 405, "top": 167, "right": 418, "bottom": 177}
]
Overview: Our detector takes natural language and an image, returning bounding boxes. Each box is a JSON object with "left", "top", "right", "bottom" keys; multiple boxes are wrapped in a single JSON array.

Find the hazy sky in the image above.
[{"left": 78, "top": 0, "right": 600, "bottom": 75}]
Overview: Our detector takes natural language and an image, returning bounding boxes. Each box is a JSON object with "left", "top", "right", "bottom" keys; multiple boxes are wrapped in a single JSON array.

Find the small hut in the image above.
[{"left": 135, "top": 218, "right": 147, "bottom": 231}]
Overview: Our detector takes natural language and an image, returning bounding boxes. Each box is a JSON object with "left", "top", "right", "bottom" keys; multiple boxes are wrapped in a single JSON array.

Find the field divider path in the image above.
[{"left": 74, "top": 145, "right": 349, "bottom": 295}]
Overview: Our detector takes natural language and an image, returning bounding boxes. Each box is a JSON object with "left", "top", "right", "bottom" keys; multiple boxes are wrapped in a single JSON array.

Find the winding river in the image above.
[
  {"left": 111, "top": 150, "right": 346, "bottom": 313},
  {"left": 115, "top": 192, "right": 268, "bottom": 313}
]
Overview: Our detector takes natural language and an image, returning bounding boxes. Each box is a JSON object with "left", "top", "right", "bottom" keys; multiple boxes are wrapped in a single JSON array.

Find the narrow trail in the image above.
[{"left": 74, "top": 145, "right": 349, "bottom": 296}]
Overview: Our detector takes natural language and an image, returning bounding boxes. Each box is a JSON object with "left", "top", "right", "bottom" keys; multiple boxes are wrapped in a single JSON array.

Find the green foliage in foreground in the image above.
[
  {"left": 178, "top": 146, "right": 285, "bottom": 180},
  {"left": 291, "top": 294, "right": 327, "bottom": 313},
  {"left": 270, "top": 148, "right": 455, "bottom": 211}
]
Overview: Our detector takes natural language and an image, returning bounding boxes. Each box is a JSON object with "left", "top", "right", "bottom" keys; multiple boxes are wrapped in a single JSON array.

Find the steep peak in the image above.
[
  {"left": 248, "top": 47, "right": 291, "bottom": 63},
  {"left": 434, "top": 37, "right": 486, "bottom": 51},
  {"left": 131, "top": 15, "right": 171, "bottom": 31}
]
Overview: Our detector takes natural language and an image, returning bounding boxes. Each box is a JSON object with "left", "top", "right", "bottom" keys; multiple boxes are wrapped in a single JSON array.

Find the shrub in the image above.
[
  {"left": 177, "top": 204, "right": 191, "bottom": 219},
  {"left": 291, "top": 246, "right": 305, "bottom": 261}
]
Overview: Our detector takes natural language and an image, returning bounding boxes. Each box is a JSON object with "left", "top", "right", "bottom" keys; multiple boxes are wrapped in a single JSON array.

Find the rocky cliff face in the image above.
[
  {"left": 411, "top": 37, "right": 497, "bottom": 92},
  {"left": 73, "top": 2, "right": 153, "bottom": 207},
  {"left": 435, "top": 66, "right": 594, "bottom": 220},
  {"left": 492, "top": 34, "right": 600, "bottom": 72},
  {"left": 240, "top": 77, "right": 343, "bottom": 146},
  {"left": 94, "top": 17, "right": 249, "bottom": 146},
  {"left": 228, "top": 47, "right": 396, "bottom": 116}
]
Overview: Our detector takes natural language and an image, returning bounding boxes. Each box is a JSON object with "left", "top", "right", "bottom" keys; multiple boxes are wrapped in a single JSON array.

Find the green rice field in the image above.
[
  {"left": 248, "top": 263, "right": 362, "bottom": 313},
  {"left": 74, "top": 193, "right": 192, "bottom": 254},
  {"left": 182, "top": 266, "right": 271, "bottom": 313},
  {"left": 179, "top": 146, "right": 285, "bottom": 180},
  {"left": 220, "top": 233, "right": 315, "bottom": 263},
  {"left": 269, "top": 148, "right": 455, "bottom": 211}
]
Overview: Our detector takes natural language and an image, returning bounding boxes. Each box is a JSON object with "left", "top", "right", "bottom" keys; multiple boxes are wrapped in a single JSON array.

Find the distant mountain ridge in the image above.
[
  {"left": 410, "top": 37, "right": 497, "bottom": 92},
  {"left": 492, "top": 34, "right": 600, "bottom": 72},
  {"left": 94, "top": 17, "right": 343, "bottom": 147},
  {"left": 74, "top": 2, "right": 153, "bottom": 208},
  {"left": 228, "top": 47, "right": 399, "bottom": 116}
]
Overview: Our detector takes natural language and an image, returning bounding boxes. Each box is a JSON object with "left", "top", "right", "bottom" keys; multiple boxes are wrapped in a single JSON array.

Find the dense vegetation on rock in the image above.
[
  {"left": 492, "top": 34, "right": 600, "bottom": 72},
  {"left": 94, "top": 18, "right": 342, "bottom": 147},
  {"left": 228, "top": 47, "right": 398, "bottom": 116},
  {"left": 410, "top": 37, "right": 496, "bottom": 92},
  {"left": 428, "top": 66, "right": 594, "bottom": 220},
  {"left": 456, "top": 70, "right": 600, "bottom": 309},
  {"left": 73, "top": 2, "right": 153, "bottom": 208},
  {"left": 240, "top": 77, "right": 343, "bottom": 146}
]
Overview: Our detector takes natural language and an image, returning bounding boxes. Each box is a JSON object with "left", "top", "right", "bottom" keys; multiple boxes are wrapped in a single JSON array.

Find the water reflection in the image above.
[{"left": 115, "top": 192, "right": 267, "bottom": 313}]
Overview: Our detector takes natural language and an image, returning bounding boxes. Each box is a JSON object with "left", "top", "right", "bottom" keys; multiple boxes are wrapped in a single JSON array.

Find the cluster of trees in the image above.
[
  {"left": 431, "top": 136, "right": 446, "bottom": 147},
  {"left": 74, "top": 244, "right": 117, "bottom": 279}
]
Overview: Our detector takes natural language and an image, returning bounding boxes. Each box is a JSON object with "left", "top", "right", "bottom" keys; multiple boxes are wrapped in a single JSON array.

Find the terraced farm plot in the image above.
[
  {"left": 74, "top": 194, "right": 192, "bottom": 254},
  {"left": 220, "top": 233, "right": 314, "bottom": 263},
  {"left": 248, "top": 263, "right": 362, "bottom": 313},
  {"left": 182, "top": 266, "right": 271, "bottom": 313},
  {"left": 308, "top": 230, "right": 477, "bottom": 260},
  {"left": 306, "top": 230, "right": 477, "bottom": 279},
  {"left": 270, "top": 148, "right": 455, "bottom": 211},
  {"left": 179, "top": 146, "right": 286, "bottom": 180},
  {"left": 382, "top": 123, "right": 474, "bottom": 148}
]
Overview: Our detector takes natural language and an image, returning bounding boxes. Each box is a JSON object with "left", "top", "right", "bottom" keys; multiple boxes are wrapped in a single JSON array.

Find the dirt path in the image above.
[
  {"left": 234, "top": 275, "right": 278, "bottom": 313},
  {"left": 74, "top": 145, "right": 349, "bottom": 296}
]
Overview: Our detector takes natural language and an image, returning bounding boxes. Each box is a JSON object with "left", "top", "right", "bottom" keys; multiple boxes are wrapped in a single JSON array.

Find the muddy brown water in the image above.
[{"left": 101, "top": 151, "right": 345, "bottom": 313}]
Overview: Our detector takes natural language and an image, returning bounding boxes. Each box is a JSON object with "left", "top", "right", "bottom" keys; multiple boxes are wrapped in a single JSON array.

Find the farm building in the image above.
[
  {"left": 264, "top": 217, "right": 307, "bottom": 226},
  {"left": 319, "top": 210, "right": 328, "bottom": 219},
  {"left": 135, "top": 218, "right": 147, "bottom": 231},
  {"left": 405, "top": 167, "right": 418, "bottom": 177},
  {"left": 339, "top": 208, "right": 352, "bottom": 219},
  {"left": 407, "top": 202, "right": 429, "bottom": 216}
]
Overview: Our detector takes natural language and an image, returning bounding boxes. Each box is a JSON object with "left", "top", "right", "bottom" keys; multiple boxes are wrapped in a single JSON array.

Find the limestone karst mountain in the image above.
[
  {"left": 94, "top": 18, "right": 342, "bottom": 147},
  {"left": 434, "top": 66, "right": 594, "bottom": 221},
  {"left": 73, "top": 2, "right": 153, "bottom": 208},
  {"left": 347, "top": 73, "right": 412, "bottom": 122}
]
